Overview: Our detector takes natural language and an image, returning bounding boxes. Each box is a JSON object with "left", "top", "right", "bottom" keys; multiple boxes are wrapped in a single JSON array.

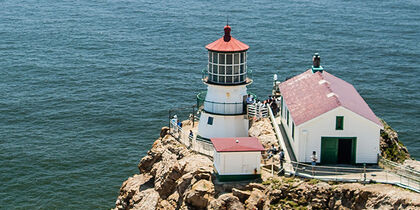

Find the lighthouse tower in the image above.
[{"left": 197, "top": 25, "right": 251, "bottom": 139}]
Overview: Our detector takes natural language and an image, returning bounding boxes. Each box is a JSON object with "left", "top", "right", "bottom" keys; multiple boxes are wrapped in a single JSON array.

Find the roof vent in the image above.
[
  {"left": 312, "top": 53, "right": 324, "bottom": 73},
  {"left": 327, "top": 92, "right": 338, "bottom": 98},
  {"left": 235, "top": 139, "right": 239, "bottom": 143},
  {"left": 319, "top": 80, "right": 330, "bottom": 85}
]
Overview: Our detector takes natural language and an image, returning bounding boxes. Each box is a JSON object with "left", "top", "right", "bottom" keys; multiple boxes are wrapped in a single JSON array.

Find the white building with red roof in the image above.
[
  {"left": 211, "top": 137, "right": 265, "bottom": 181},
  {"left": 279, "top": 57, "right": 383, "bottom": 164}
]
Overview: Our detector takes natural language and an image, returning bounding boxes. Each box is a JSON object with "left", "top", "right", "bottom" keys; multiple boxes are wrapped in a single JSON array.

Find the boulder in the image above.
[
  {"left": 156, "top": 199, "right": 175, "bottom": 210},
  {"left": 115, "top": 174, "right": 153, "bottom": 209},
  {"left": 184, "top": 179, "right": 215, "bottom": 209},
  {"left": 176, "top": 173, "right": 193, "bottom": 195},
  {"left": 160, "top": 126, "right": 170, "bottom": 138},
  {"left": 232, "top": 188, "right": 251, "bottom": 203},
  {"left": 131, "top": 188, "right": 160, "bottom": 210},
  {"left": 245, "top": 188, "right": 265, "bottom": 209},
  {"left": 248, "top": 118, "right": 277, "bottom": 149},
  {"left": 246, "top": 183, "right": 266, "bottom": 191},
  {"left": 154, "top": 154, "right": 183, "bottom": 198},
  {"left": 209, "top": 193, "right": 245, "bottom": 210},
  {"left": 179, "top": 154, "right": 213, "bottom": 176}
]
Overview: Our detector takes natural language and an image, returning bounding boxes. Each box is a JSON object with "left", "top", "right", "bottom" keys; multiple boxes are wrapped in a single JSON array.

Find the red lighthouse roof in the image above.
[{"left": 205, "top": 25, "right": 249, "bottom": 52}]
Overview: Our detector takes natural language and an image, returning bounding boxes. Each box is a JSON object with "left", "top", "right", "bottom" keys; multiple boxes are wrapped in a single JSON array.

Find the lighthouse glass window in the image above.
[{"left": 208, "top": 51, "right": 247, "bottom": 84}]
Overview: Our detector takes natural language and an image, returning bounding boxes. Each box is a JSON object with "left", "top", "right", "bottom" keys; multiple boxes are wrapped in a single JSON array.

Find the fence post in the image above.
[
  {"left": 168, "top": 110, "right": 171, "bottom": 132},
  {"left": 363, "top": 163, "right": 366, "bottom": 185},
  {"left": 271, "top": 161, "right": 274, "bottom": 177},
  {"left": 192, "top": 106, "right": 195, "bottom": 127},
  {"left": 335, "top": 167, "right": 338, "bottom": 180}
]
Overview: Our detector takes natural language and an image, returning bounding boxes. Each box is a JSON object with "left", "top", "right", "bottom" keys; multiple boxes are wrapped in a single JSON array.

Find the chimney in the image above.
[{"left": 311, "top": 53, "right": 324, "bottom": 73}]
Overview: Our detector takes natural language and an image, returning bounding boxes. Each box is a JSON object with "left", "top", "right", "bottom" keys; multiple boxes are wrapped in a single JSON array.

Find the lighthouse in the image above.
[{"left": 197, "top": 25, "right": 252, "bottom": 139}]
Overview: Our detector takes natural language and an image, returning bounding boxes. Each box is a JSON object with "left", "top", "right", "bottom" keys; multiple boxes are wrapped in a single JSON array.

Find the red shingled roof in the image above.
[
  {"left": 205, "top": 25, "right": 249, "bottom": 52},
  {"left": 279, "top": 70, "right": 383, "bottom": 128},
  {"left": 211, "top": 137, "right": 265, "bottom": 152}
]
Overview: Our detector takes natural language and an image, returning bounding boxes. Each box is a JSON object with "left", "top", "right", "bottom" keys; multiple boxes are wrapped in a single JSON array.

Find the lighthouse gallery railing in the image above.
[
  {"left": 197, "top": 91, "right": 257, "bottom": 115},
  {"left": 201, "top": 68, "right": 253, "bottom": 85}
]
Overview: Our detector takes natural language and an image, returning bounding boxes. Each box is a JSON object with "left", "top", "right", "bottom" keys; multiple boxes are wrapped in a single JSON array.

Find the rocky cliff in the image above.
[
  {"left": 114, "top": 118, "right": 419, "bottom": 209},
  {"left": 380, "top": 119, "right": 411, "bottom": 163}
]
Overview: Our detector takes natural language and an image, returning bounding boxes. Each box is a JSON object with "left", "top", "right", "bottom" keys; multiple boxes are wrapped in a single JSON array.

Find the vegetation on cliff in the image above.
[{"left": 380, "top": 119, "right": 411, "bottom": 163}]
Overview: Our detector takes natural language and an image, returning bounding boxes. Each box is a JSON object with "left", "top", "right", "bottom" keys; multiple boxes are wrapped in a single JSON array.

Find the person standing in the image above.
[
  {"left": 311, "top": 151, "right": 318, "bottom": 166},
  {"left": 267, "top": 144, "right": 277, "bottom": 159},
  {"left": 189, "top": 130, "right": 193, "bottom": 140},
  {"left": 279, "top": 148, "right": 285, "bottom": 175},
  {"left": 188, "top": 130, "right": 194, "bottom": 148}
]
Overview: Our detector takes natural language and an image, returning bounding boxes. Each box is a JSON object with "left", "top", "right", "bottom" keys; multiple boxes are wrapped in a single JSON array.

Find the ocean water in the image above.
[{"left": 0, "top": 0, "right": 419, "bottom": 208}]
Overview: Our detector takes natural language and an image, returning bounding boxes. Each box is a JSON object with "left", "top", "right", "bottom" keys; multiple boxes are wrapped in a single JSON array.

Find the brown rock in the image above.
[
  {"left": 248, "top": 118, "right": 278, "bottom": 149},
  {"left": 179, "top": 154, "right": 213, "bottom": 174},
  {"left": 184, "top": 179, "right": 215, "bottom": 209},
  {"left": 209, "top": 193, "right": 245, "bottom": 210},
  {"left": 154, "top": 155, "right": 183, "bottom": 198},
  {"left": 167, "top": 191, "right": 180, "bottom": 208},
  {"left": 246, "top": 183, "right": 266, "bottom": 191},
  {"left": 245, "top": 188, "right": 265, "bottom": 210},
  {"left": 132, "top": 188, "right": 160, "bottom": 210},
  {"left": 176, "top": 173, "right": 193, "bottom": 195},
  {"left": 232, "top": 188, "right": 251, "bottom": 203},
  {"left": 115, "top": 174, "right": 153, "bottom": 209},
  {"left": 160, "top": 126, "right": 170, "bottom": 138},
  {"left": 156, "top": 199, "right": 175, "bottom": 210}
]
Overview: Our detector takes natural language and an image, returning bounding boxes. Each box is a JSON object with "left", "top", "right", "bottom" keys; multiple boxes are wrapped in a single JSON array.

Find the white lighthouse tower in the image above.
[{"left": 197, "top": 25, "right": 252, "bottom": 139}]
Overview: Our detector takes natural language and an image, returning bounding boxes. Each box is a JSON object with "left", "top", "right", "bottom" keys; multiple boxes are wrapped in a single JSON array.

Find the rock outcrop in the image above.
[
  {"left": 115, "top": 119, "right": 420, "bottom": 209},
  {"left": 115, "top": 130, "right": 215, "bottom": 210},
  {"left": 380, "top": 119, "right": 411, "bottom": 163}
]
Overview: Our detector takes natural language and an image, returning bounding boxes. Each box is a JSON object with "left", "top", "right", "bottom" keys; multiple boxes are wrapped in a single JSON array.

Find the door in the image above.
[
  {"left": 321, "top": 137, "right": 338, "bottom": 164},
  {"left": 321, "top": 137, "right": 357, "bottom": 164},
  {"left": 243, "top": 95, "right": 248, "bottom": 114},
  {"left": 338, "top": 139, "right": 352, "bottom": 164}
]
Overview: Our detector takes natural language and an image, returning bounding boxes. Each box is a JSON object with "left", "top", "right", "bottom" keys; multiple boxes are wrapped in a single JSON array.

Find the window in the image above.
[
  {"left": 219, "top": 54, "right": 225, "bottom": 64},
  {"left": 208, "top": 51, "right": 247, "bottom": 84},
  {"left": 286, "top": 109, "right": 289, "bottom": 126},
  {"left": 234, "top": 53, "right": 239, "bottom": 64},
  {"left": 292, "top": 123, "right": 295, "bottom": 139},
  {"left": 207, "top": 116, "right": 213, "bottom": 125},
  {"left": 226, "top": 54, "right": 232, "bottom": 64},
  {"left": 336, "top": 116, "right": 343, "bottom": 130},
  {"left": 280, "top": 97, "right": 283, "bottom": 117}
]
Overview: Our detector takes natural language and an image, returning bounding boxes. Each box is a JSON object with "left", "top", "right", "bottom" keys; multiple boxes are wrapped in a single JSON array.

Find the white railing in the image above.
[
  {"left": 204, "top": 101, "right": 245, "bottom": 115},
  {"left": 248, "top": 103, "right": 269, "bottom": 118},
  {"left": 263, "top": 159, "right": 419, "bottom": 192},
  {"left": 169, "top": 119, "right": 213, "bottom": 158}
]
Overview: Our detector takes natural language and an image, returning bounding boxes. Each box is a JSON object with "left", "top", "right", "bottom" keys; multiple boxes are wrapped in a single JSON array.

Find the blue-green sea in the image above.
[{"left": 1, "top": 0, "right": 419, "bottom": 208}]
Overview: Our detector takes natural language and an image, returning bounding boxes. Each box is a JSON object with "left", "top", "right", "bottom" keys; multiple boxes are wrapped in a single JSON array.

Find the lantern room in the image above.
[{"left": 205, "top": 25, "right": 250, "bottom": 85}]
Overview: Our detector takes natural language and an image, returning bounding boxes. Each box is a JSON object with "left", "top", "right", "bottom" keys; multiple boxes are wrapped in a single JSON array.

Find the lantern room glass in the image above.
[{"left": 207, "top": 51, "right": 247, "bottom": 84}]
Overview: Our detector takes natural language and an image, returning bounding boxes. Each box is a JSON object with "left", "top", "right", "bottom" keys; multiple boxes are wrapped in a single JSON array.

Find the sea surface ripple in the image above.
[{"left": 0, "top": 0, "right": 419, "bottom": 208}]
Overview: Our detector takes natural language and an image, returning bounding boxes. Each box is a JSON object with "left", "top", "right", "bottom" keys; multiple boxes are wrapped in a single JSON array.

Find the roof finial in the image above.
[
  {"left": 223, "top": 23, "right": 231, "bottom": 42},
  {"left": 227, "top": 16, "right": 229, "bottom": 26}
]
